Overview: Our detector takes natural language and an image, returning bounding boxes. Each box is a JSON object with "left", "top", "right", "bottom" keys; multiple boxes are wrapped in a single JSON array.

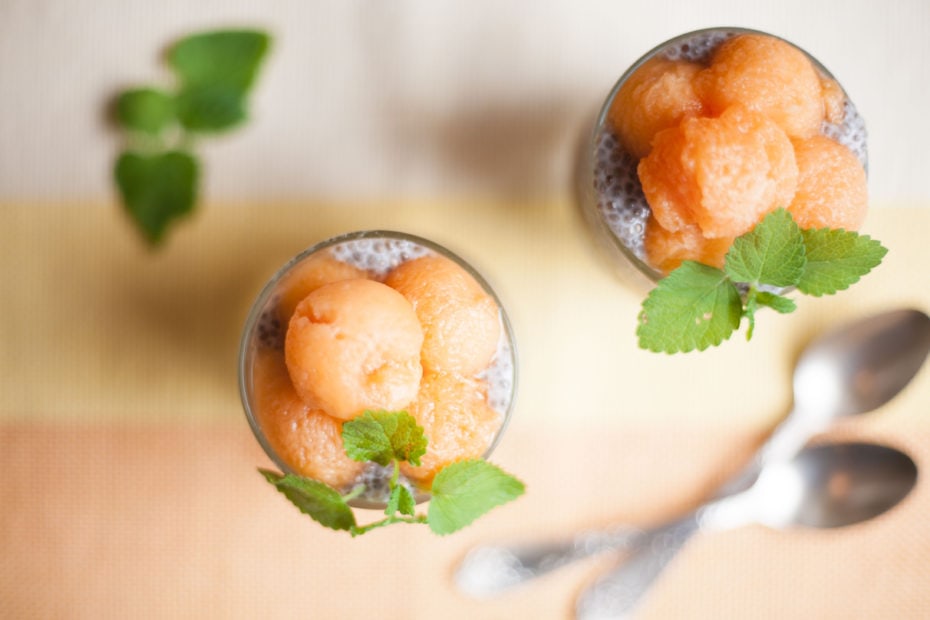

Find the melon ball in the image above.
[
  {"left": 385, "top": 255, "right": 501, "bottom": 376},
  {"left": 285, "top": 279, "right": 423, "bottom": 420},
  {"left": 607, "top": 56, "right": 705, "bottom": 159},
  {"left": 820, "top": 75, "right": 846, "bottom": 125},
  {"left": 251, "top": 348, "right": 364, "bottom": 489},
  {"left": 789, "top": 135, "right": 868, "bottom": 230},
  {"left": 399, "top": 372, "right": 501, "bottom": 484},
  {"left": 276, "top": 252, "right": 368, "bottom": 327},
  {"left": 694, "top": 33, "right": 824, "bottom": 139},
  {"left": 638, "top": 104, "right": 798, "bottom": 239},
  {"left": 644, "top": 215, "right": 733, "bottom": 273}
]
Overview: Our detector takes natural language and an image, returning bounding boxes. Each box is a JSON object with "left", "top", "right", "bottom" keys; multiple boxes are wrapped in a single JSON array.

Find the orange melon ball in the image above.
[
  {"left": 638, "top": 104, "right": 798, "bottom": 239},
  {"left": 276, "top": 253, "right": 368, "bottom": 327},
  {"left": 399, "top": 372, "right": 501, "bottom": 484},
  {"left": 788, "top": 135, "right": 868, "bottom": 231},
  {"left": 819, "top": 75, "right": 846, "bottom": 125},
  {"left": 607, "top": 56, "right": 705, "bottom": 158},
  {"left": 385, "top": 255, "right": 501, "bottom": 376},
  {"left": 285, "top": 279, "right": 424, "bottom": 420},
  {"left": 694, "top": 34, "right": 824, "bottom": 139},
  {"left": 644, "top": 215, "right": 733, "bottom": 273},
  {"left": 251, "top": 348, "right": 364, "bottom": 489}
]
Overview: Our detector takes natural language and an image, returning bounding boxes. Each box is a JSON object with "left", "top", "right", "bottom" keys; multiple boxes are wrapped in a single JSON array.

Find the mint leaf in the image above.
[
  {"left": 342, "top": 411, "right": 427, "bottom": 466},
  {"left": 755, "top": 291, "right": 797, "bottom": 314},
  {"left": 797, "top": 228, "right": 888, "bottom": 296},
  {"left": 260, "top": 469, "right": 356, "bottom": 532},
  {"left": 637, "top": 261, "right": 742, "bottom": 353},
  {"left": 169, "top": 30, "right": 271, "bottom": 92},
  {"left": 114, "top": 150, "right": 198, "bottom": 244},
  {"left": 428, "top": 460, "right": 525, "bottom": 536},
  {"left": 176, "top": 84, "right": 247, "bottom": 132},
  {"left": 386, "top": 484, "right": 416, "bottom": 517},
  {"left": 725, "top": 209, "right": 806, "bottom": 287},
  {"left": 116, "top": 88, "right": 175, "bottom": 135}
]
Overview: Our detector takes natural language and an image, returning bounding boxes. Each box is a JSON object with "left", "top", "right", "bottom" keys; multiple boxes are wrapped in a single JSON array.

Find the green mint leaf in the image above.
[
  {"left": 428, "top": 460, "right": 525, "bottom": 536},
  {"left": 115, "top": 88, "right": 175, "bottom": 135},
  {"left": 260, "top": 469, "right": 356, "bottom": 532},
  {"left": 724, "top": 209, "right": 806, "bottom": 287},
  {"left": 169, "top": 30, "right": 271, "bottom": 92},
  {"left": 342, "top": 411, "right": 427, "bottom": 466},
  {"left": 755, "top": 291, "right": 797, "bottom": 314},
  {"left": 114, "top": 150, "right": 198, "bottom": 244},
  {"left": 386, "top": 484, "right": 416, "bottom": 517},
  {"left": 637, "top": 261, "right": 742, "bottom": 353},
  {"left": 797, "top": 228, "right": 888, "bottom": 296},
  {"left": 175, "top": 84, "right": 247, "bottom": 132}
]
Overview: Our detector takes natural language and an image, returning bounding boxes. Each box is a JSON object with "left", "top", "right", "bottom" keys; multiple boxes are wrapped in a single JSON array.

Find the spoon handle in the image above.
[
  {"left": 575, "top": 515, "right": 701, "bottom": 620},
  {"left": 454, "top": 526, "right": 645, "bottom": 598}
]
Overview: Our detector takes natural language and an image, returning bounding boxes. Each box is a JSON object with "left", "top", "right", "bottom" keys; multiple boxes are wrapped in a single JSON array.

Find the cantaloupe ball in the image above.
[
  {"left": 285, "top": 279, "right": 423, "bottom": 420},
  {"left": 638, "top": 104, "right": 798, "bottom": 239},
  {"left": 607, "top": 56, "right": 705, "bottom": 158},
  {"left": 819, "top": 75, "right": 846, "bottom": 125},
  {"left": 789, "top": 135, "right": 868, "bottom": 230},
  {"left": 251, "top": 348, "right": 364, "bottom": 489},
  {"left": 399, "top": 372, "right": 501, "bottom": 484},
  {"left": 276, "top": 253, "right": 368, "bottom": 327},
  {"left": 644, "top": 215, "right": 733, "bottom": 273},
  {"left": 385, "top": 255, "right": 501, "bottom": 376},
  {"left": 694, "top": 34, "right": 824, "bottom": 139}
]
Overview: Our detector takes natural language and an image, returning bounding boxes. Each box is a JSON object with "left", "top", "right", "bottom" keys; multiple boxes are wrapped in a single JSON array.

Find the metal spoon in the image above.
[
  {"left": 454, "top": 308, "right": 930, "bottom": 597},
  {"left": 575, "top": 441, "right": 918, "bottom": 620}
]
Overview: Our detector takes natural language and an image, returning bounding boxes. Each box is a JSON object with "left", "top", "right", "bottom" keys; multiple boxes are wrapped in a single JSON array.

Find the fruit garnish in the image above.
[{"left": 637, "top": 209, "right": 887, "bottom": 353}]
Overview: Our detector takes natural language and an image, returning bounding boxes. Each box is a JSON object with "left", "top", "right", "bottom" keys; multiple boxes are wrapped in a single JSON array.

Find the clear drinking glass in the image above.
[
  {"left": 576, "top": 27, "right": 868, "bottom": 289},
  {"left": 238, "top": 230, "right": 517, "bottom": 508}
]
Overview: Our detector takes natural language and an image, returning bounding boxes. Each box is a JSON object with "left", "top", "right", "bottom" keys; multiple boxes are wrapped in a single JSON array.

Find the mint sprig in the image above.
[
  {"left": 260, "top": 410, "right": 524, "bottom": 537},
  {"left": 112, "top": 29, "right": 271, "bottom": 245},
  {"left": 637, "top": 209, "right": 887, "bottom": 353}
]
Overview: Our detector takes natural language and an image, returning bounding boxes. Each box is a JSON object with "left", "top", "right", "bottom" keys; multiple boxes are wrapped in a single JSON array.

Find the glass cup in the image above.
[
  {"left": 238, "top": 230, "right": 517, "bottom": 508},
  {"left": 576, "top": 27, "right": 868, "bottom": 290}
]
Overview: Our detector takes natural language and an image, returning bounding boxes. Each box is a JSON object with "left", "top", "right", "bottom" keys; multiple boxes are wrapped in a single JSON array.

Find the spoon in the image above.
[
  {"left": 454, "top": 308, "right": 930, "bottom": 597},
  {"left": 575, "top": 441, "right": 918, "bottom": 620}
]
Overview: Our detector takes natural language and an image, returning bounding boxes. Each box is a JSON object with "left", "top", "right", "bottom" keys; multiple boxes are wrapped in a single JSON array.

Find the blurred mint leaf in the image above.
[
  {"left": 637, "top": 261, "right": 742, "bottom": 353},
  {"left": 114, "top": 150, "right": 198, "bottom": 244},
  {"left": 428, "top": 460, "right": 525, "bottom": 536},
  {"left": 168, "top": 29, "right": 271, "bottom": 92},
  {"left": 342, "top": 411, "right": 427, "bottom": 467},
  {"left": 797, "top": 228, "right": 888, "bottom": 296},
  {"left": 115, "top": 88, "right": 175, "bottom": 135},
  {"left": 386, "top": 484, "right": 416, "bottom": 517},
  {"left": 176, "top": 84, "right": 247, "bottom": 132},
  {"left": 260, "top": 469, "right": 356, "bottom": 532},
  {"left": 725, "top": 209, "right": 806, "bottom": 287}
]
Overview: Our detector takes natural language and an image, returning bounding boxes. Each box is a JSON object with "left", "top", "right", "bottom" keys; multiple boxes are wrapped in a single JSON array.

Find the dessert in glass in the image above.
[
  {"left": 239, "top": 230, "right": 516, "bottom": 508},
  {"left": 577, "top": 27, "right": 869, "bottom": 288}
]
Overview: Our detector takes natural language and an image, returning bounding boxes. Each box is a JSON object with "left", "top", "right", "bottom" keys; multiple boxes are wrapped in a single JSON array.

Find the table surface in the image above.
[{"left": 2, "top": 2, "right": 930, "bottom": 618}]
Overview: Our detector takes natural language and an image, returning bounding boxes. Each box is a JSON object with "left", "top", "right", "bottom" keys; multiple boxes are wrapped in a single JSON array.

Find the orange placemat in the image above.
[{"left": 1, "top": 418, "right": 928, "bottom": 619}]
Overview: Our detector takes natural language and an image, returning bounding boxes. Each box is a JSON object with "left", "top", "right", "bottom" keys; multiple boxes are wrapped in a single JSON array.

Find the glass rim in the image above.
[
  {"left": 237, "top": 229, "right": 519, "bottom": 508},
  {"left": 587, "top": 26, "right": 857, "bottom": 285}
]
